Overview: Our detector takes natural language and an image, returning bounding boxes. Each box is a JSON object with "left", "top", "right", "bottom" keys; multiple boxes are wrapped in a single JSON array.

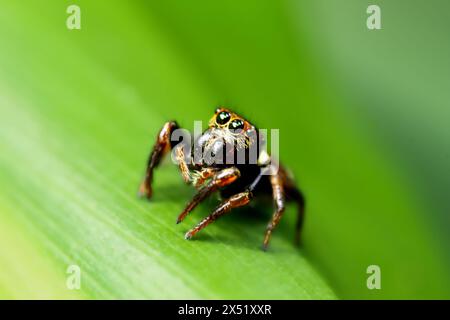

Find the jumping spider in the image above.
[{"left": 139, "top": 108, "right": 305, "bottom": 250}]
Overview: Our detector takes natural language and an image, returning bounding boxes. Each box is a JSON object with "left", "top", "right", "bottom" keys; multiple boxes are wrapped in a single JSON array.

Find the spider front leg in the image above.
[
  {"left": 176, "top": 167, "right": 240, "bottom": 224},
  {"left": 185, "top": 190, "right": 253, "bottom": 239},
  {"left": 262, "top": 172, "right": 286, "bottom": 250},
  {"left": 139, "top": 121, "right": 190, "bottom": 198}
]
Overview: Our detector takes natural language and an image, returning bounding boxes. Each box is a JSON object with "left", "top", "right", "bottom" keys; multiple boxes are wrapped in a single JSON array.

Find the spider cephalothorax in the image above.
[
  {"left": 191, "top": 108, "right": 260, "bottom": 168},
  {"left": 139, "top": 107, "right": 305, "bottom": 250},
  {"left": 207, "top": 108, "right": 255, "bottom": 149}
]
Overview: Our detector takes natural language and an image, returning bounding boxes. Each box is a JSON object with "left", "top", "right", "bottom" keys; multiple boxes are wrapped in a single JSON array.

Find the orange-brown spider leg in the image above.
[
  {"left": 174, "top": 144, "right": 191, "bottom": 184},
  {"left": 262, "top": 173, "right": 286, "bottom": 250},
  {"left": 138, "top": 121, "right": 179, "bottom": 198},
  {"left": 176, "top": 167, "right": 240, "bottom": 224},
  {"left": 288, "top": 186, "right": 305, "bottom": 245},
  {"left": 185, "top": 190, "right": 253, "bottom": 240}
]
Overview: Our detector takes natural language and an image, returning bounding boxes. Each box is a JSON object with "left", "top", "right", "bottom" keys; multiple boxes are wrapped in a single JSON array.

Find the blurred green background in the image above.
[{"left": 0, "top": 0, "right": 449, "bottom": 299}]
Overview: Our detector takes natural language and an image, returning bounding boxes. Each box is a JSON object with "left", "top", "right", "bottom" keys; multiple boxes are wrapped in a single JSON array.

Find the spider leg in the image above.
[
  {"left": 286, "top": 185, "right": 305, "bottom": 245},
  {"left": 262, "top": 172, "right": 286, "bottom": 250},
  {"left": 278, "top": 165, "right": 306, "bottom": 246},
  {"left": 176, "top": 167, "right": 240, "bottom": 224},
  {"left": 139, "top": 121, "right": 187, "bottom": 198},
  {"left": 174, "top": 144, "right": 191, "bottom": 183},
  {"left": 185, "top": 190, "right": 253, "bottom": 239}
]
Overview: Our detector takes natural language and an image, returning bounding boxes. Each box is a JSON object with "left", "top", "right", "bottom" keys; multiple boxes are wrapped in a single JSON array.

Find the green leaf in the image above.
[
  {"left": 0, "top": 0, "right": 448, "bottom": 299},
  {"left": 0, "top": 1, "right": 336, "bottom": 299}
]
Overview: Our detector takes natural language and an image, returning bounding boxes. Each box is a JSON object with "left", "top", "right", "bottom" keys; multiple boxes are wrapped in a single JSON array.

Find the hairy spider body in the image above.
[{"left": 139, "top": 108, "right": 305, "bottom": 250}]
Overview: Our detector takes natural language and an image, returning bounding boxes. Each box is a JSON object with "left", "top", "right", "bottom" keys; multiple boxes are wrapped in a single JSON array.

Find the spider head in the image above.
[
  {"left": 208, "top": 107, "right": 257, "bottom": 147},
  {"left": 193, "top": 108, "right": 261, "bottom": 166},
  {"left": 206, "top": 107, "right": 258, "bottom": 150}
]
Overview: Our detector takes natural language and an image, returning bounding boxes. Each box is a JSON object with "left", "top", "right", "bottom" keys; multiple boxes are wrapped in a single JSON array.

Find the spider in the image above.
[{"left": 138, "top": 108, "right": 305, "bottom": 250}]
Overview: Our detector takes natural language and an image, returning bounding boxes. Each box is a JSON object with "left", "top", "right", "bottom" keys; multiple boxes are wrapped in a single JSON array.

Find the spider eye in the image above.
[
  {"left": 216, "top": 111, "right": 231, "bottom": 125},
  {"left": 229, "top": 119, "right": 244, "bottom": 131}
]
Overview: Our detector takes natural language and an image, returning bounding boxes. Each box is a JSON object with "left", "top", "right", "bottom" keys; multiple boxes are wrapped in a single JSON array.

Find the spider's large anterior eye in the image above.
[
  {"left": 229, "top": 119, "right": 244, "bottom": 131},
  {"left": 216, "top": 111, "right": 231, "bottom": 125}
]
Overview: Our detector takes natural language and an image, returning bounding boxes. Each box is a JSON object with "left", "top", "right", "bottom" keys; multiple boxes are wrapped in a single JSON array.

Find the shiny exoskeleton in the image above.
[{"left": 139, "top": 108, "right": 305, "bottom": 250}]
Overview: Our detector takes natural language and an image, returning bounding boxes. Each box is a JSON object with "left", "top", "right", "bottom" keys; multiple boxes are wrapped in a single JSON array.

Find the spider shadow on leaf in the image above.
[
  {"left": 142, "top": 180, "right": 300, "bottom": 253},
  {"left": 178, "top": 194, "right": 299, "bottom": 253}
]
